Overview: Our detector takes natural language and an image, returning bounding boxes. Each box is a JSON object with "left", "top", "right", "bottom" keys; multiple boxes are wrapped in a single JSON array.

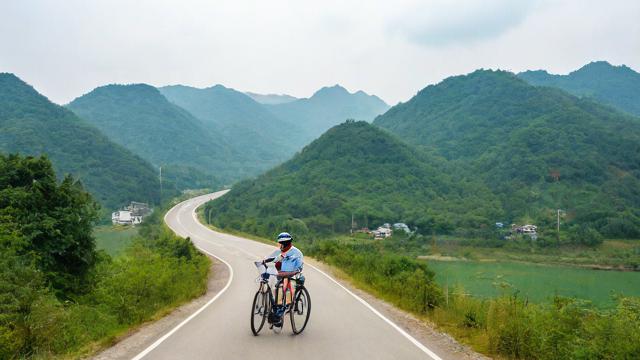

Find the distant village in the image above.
[
  {"left": 111, "top": 201, "right": 152, "bottom": 225},
  {"left": 355, "top": 222, "right": 538, "bottom": 240},
  {"left": 354, "top": 222, "right": 412, "bottom": 239}
]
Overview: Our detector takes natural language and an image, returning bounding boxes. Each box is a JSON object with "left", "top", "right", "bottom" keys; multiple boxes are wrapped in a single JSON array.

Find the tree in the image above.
[{"left": 0, "top": 154, "right": 99, "bottom": 296}]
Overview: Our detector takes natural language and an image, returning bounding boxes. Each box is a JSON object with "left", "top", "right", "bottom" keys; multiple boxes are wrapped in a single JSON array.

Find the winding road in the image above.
[{"left": 132, "top": 191, "right": 446, "bottom": 360}]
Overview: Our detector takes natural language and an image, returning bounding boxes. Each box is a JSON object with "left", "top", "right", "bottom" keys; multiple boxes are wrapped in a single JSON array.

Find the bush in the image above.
[{"left": 307, "top": 240, "right": 442, "bottom": 314}]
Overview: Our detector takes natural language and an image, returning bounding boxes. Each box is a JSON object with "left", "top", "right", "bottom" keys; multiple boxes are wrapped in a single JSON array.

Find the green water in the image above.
[{"left": 427, "top": 260, "right": 640, "bottom": 307}]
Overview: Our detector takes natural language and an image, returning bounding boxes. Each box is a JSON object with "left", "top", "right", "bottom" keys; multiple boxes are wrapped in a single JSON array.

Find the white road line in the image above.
[
  {"left": 189, "top": 196, "right": 442, "bottom": 360},
  {"left": 131, "top": 202, "right": 234, "bottom": 360},
  {"left": 306, "top": 263, "right": 442, "bottom": 360},
  {"left": 134, "top": 194, "right": 442, "bottom": 360}
]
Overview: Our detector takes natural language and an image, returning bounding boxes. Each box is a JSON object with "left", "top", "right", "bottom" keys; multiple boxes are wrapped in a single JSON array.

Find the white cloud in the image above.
[{"left": 390, "top": 0, "right": 538, "bottom": 47}]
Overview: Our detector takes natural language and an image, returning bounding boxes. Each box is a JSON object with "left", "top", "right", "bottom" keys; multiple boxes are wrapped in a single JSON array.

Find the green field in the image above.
[
  {"left": 427, "top": 259, "right": 640, "bottom": 307},
  {"left": 94, "top": 225, "right": 139, "bottom": 256}
]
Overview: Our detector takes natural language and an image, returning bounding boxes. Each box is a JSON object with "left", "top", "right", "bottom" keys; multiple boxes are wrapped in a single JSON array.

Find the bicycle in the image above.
[{"left": 251, "top": 261, "right": 311, "bottom": 335}]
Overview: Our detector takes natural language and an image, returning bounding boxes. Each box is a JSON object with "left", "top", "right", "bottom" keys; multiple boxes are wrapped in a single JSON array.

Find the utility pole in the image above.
[
  {"left": 159, "top": 166, "right": 163, "bottom": 202},
  {"left": 556, "top": 209, "right": 562, "bottom": 241},
  {"left": 351, "top": 213, "right": 355, "bottom": 235}
]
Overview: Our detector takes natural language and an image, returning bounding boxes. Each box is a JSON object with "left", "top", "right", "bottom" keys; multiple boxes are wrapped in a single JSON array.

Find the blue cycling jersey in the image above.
[{"left": 267, "top": 246, "right": 304, "bottom": 272}]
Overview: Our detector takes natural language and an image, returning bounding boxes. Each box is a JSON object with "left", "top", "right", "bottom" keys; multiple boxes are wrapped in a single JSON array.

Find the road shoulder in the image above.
[
  {"left": 90, "top": 255, "right": 229, "bottom": 360},
  {"left": 306, "top": 258, "right": 490, "bottom": 360}
]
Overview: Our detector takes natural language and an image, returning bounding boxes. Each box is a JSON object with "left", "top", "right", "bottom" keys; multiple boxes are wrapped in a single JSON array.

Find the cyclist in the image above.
[{"left": 262, "top": 232, "right": 303, "bottom": 326}]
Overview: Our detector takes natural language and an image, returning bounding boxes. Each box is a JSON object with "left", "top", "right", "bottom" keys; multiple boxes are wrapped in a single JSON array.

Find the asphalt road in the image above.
[{"left": 134, "top": 191, "right": 443, "bottom": 360}]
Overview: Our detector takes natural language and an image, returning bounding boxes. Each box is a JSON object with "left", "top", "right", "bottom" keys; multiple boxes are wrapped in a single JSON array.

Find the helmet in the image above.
[{"left": 277, "top": 232, "right": 293, "bottom": 243}]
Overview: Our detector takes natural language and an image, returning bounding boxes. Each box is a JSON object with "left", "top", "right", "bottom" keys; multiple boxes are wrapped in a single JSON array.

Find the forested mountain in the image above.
[
  {"left": 67, "top": 84, "right": 248, "bottom": 184},
  {"left": 0, "top": 73, "right": 160, "bottom": 210},
  {"left": 159, "top": 85, "right": 300, "bottom": 169},
  {"left": 245, "top": 91, "right": 298, "bottom": 105},
  {"left": 374, "top": 70, "right": 640, "bottom": 238},
  {"left": 518, "top": 61, "right": 640, "bottom": 116},
  {"left": 265, "top": 85, "right": 390, "bottom": 144},
  {"left": 205, "top": 120, "right": 501, "bottom": 238}
]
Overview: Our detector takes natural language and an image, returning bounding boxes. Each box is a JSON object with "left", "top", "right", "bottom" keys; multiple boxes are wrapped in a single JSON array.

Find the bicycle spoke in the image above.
[{"left": 290, "top": 287, "right": 311, "bottom": 334}]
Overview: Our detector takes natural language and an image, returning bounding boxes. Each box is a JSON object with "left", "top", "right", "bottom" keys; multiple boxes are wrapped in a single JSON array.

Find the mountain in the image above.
[
  {"left": 245, "top": 92, "right": 298, "bottom": 105},
  {"left": 0, "top": 73, "right": 160, "bottom": 210},
  {"left": 374, "top": 70, "right": 640, "bottom": 238},
  {"left": 204, "top": 120, "right": 500, "bottom": 238},
  {"left": 159, "top": 84, "right": 300, "bottom": 170},
  {"left": 518, "top": 61, "right": 640, "bottom": 116},
  {"left": 67, "top": 84, "right": 248, "bottom": 184},
  {"left": 265, "top": 85, "right": 390, "bottom": 144}
]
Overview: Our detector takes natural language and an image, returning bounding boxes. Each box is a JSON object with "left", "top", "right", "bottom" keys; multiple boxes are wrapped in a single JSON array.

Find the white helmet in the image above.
[{"left": 277, "top": 232, "right": 293, "bottom": 243}]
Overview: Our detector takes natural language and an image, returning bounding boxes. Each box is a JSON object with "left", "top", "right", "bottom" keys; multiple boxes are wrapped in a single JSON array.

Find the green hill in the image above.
[
  {"left": 0, "top": 73, "right": 160, "bottom": 210},
  {"left": 159, "top": 84, "right": 299, "bottom": 169},
  {"left": 374, "top": 70, "right": 640, "bottom": 238},
  {"left": 518, "top": 61, "right": 640, "bottom": 116},
  {"left": 265, "top": 85, "right": 390, "bottom": 145},
  {"left": 205, "top": 120, "right": 500, "bottom": 238},
  {"left": 67, "top": 84, "right": 249, "bottom": 184}
]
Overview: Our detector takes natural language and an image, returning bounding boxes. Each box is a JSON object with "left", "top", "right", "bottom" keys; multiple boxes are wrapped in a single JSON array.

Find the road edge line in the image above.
[
  {"left": 191, "top": 193, "right": 443, "bottom": 360},
  {"left": 131, "top": 198, "right": 234, "bottom": 360},
  {"left": 306, "top": 263, "right": 443, "bottom": 360}
]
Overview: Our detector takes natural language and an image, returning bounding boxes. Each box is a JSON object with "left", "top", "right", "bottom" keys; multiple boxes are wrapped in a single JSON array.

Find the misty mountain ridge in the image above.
[
  {"left": 265, "top": 84, "right": 390, "bottom": 145},
  {"left": 518, "top": 61, "right": 640, "bottom": 116},
  {"left": 245, "top": 91, "right": 298, "bottom": 105},
  {"left": 159, "top": 83, "right": 301, "bottom": 171}
]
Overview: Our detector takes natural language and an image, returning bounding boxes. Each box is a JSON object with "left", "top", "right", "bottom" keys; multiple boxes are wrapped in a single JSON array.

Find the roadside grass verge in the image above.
[{"left": 2, "top": 210, "right": 211, "bottom": 359}]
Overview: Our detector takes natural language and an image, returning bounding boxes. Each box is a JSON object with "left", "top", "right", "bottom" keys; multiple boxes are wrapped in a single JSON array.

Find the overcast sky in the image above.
[{"left": 1, "top": 0, "right": 638, "bottom": 105}]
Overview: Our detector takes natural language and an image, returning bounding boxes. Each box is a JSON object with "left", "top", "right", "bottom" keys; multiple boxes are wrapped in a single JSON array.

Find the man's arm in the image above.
[{"left": 263, "top": 249, "right": 281, "bottom": 263}]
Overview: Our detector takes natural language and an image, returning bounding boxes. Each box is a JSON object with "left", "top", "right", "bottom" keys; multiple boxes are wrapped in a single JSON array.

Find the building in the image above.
[
  {"left": 112, "top": 210, "right": 142, "bottom": 225},
  {"left": 128, "top": 201, "right": 152, "bottom": 217},
  {"left": 112, "top": 201, "right": 151, "bottom": 225},
  {"left": 373, "top": 227, "right": 393, "bottom": 239},
  {"left": 511, "top": 224, "right": 538, "bottom": 239}
]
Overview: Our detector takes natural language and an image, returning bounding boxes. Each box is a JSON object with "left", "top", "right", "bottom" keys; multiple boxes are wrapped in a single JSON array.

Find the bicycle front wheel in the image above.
[
  {"left": 251, "top": 290, "right": 268, "bottom": 335},
  {"left": 290, "top": 286, "right": 311, "bottom": 334}
]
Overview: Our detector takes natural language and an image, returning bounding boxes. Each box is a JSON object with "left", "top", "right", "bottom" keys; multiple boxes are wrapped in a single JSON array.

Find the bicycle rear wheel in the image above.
[
  {"left": 290, "top": 287, "right": 311, "bottom": 334},
  {"left": 251, "top": 290, "right": 269, "bottom": 335}
]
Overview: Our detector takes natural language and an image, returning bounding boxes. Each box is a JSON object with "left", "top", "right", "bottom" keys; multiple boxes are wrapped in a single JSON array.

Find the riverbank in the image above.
[{"left": 423, "top": 238, "right": 640, "bottom": 271}]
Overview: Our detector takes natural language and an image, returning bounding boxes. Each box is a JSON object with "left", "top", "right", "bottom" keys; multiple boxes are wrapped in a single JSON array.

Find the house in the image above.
[
  {"left": 518, "top": 224, "right": 537, "bottom": 234},
  {"left": 128, "top": 201, "right": 151, "bottom": 217},
  {"left": 511, "top": 224, "right": 538, "bottom": 238},
  {"left": 112, "top": 201, "right": 151, "bottom": 225},
  {"left": 112, "top": 210, "right": 142, "bottom": 225},
  {"left": 373, "top": 226, "right": 393, "bottom": 239}
]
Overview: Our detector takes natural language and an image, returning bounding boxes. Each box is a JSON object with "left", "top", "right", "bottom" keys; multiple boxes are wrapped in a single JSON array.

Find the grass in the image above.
[
  {"left": 94, "top": 225, "right": 139, "bottom": 256},
  {"left": 428, "top": 237, "right": 640, "bottom": 270},
  {"left": 426, "top": 259, "right": 640, "bottom": 307}
]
